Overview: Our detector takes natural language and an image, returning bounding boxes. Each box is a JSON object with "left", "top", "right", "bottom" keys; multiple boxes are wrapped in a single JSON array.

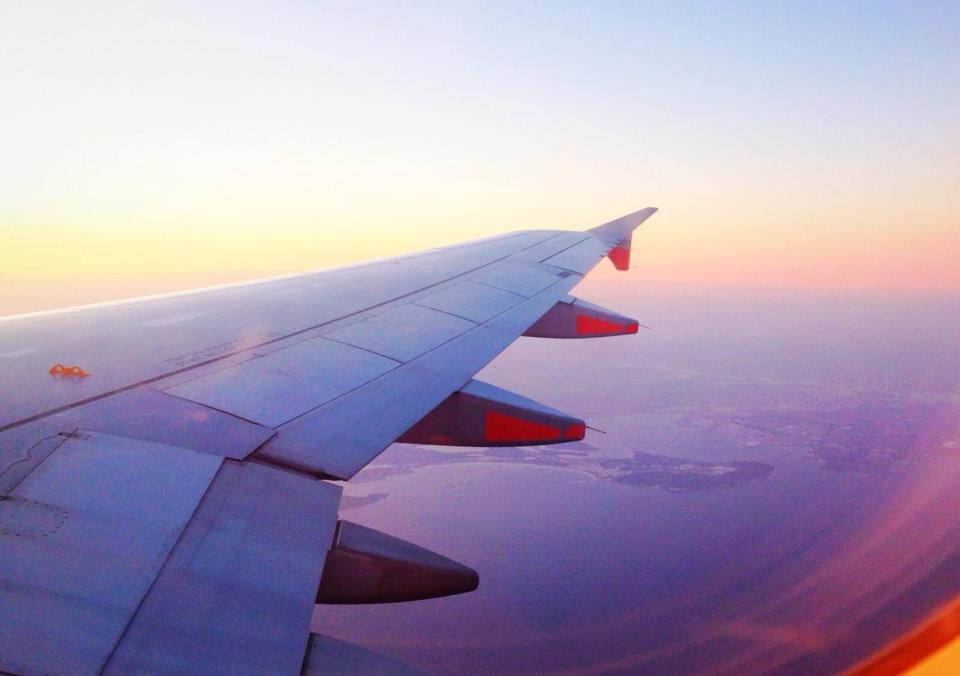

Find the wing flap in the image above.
[
  {"left": 104, "top": 461, "right": 341, "bottom": 674},
  {"left": 0, "top": 431, "right": 223, "bottom": 674}
]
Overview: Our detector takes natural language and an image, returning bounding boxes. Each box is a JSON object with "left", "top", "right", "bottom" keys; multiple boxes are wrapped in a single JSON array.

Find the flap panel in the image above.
[
  {"left": 0, "top": 432, "right": 222, "bottom": 675},
  {"left": 104, "top": 461, "right": 341, "bottom": 674}
]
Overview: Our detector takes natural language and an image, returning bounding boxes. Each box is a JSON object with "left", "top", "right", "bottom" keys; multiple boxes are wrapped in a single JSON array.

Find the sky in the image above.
[{"left": 1, "top": 0, "right": 959, "bottom": 315}]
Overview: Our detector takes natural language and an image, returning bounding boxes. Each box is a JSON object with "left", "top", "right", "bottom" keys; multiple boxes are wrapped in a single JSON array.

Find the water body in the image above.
[{"left": 312, "top": 286, "right": 960, "bottom": 673}]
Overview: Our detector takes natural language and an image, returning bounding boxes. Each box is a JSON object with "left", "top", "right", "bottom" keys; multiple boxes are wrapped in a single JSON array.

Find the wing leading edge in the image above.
[{"left": 0, "top": 207, "right": 657, "bottom": 673}]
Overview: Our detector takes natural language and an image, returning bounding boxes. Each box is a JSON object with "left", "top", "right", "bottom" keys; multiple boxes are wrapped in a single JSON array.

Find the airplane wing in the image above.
[{"left": 0, "top": 207, "right": 657, "bottom": 674}]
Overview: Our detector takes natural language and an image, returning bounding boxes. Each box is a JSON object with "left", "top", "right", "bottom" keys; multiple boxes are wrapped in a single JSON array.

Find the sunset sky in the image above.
[{"left": 2, "top": 1, "right": 958, "bottom": 316}]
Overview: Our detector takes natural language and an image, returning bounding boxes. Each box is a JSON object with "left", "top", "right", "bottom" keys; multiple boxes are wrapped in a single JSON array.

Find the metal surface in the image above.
[
  {"left": 541, "top": 237, "right": 608, "bottom": 274},
  {"left": 470, "top": 262, "right": 562, "bottom": 298},
  {"left": 0, "top": 421, "right": 72, "bottom": 495},
  {"left": 104, "top": 461, "right": 341, "bottom": 674},
  {"left": 413, "top": 281, "right": 524, "bottom": 323},
  {"left": 323, "top": 304, "right": 475, "bottom": 363},
  {"left": 257, "top": 273, "right": 581, "bottom": 479},
  {"left": 0, "top": 431, "right": 223, "bottom": 674},
  {"left": 164, "top": 337, "right": 399, "bottom": 428},
  {"left": 0, "top": 230, "right": 556, "bottom": 429},
  {"left": 512, "top": 232, "right": 591, "bottom": 264},
  {"left": 47, "top": 389, "right": 275, "bottom": 459},
  {"left": 587, "top": 207, "right": 658, "bottom": 245}
]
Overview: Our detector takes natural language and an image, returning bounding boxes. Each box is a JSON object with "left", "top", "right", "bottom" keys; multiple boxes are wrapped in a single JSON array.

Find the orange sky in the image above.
[
  {"left": 3, "top": 197, "right": 957, "bottom": 318},
  {"left": 2, "top": 2, "right": 958, "bottom": 314}
]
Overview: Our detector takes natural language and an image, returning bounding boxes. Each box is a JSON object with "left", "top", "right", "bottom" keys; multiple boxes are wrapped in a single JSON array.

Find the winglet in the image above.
[{"left": 588, "top": 207, "right": 658, "bottom": 271}]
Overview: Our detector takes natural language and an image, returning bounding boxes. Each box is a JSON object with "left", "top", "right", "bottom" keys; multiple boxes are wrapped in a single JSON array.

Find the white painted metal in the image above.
[
  {"left": 48, "top": 389, "right": 274, "bottom": 459},
  {"left": 512, "top": 232, "right": 591, "bottom": 264},
  {"left": 541, "top": 237, "right": 608, "bottom": 274},
  {"left": 323, "top": 304, "right": 475, "bottom": 363},
  {"left": 258, "top": 273, "right": 581, "bottom": 479},
  {"left": 414, "top": 281, "right": 524, "bottom": 323},
  {"left": 0, "top": 231, "right": 556, "bottom": 429},
  {"left": 164, "top": 337, "right": 399, "bottom": 428},
  {"left": 469, "top": 262, "right": 561, "bottom": 297},
  {"left": 104, "top": 461, "right": 341, "bottom": 674},
  {"left": 0, "top": 432, "right": 223, "bottom": 674}
]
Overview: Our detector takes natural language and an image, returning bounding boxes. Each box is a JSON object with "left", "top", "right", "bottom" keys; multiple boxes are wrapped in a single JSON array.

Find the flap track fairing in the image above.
[
  {"left": 398, "top": 379, "right": 585, "bottom": 446},
  {"left": 316, "top": 520, "right": 479, "bottom": 604},
  {"left": 523, "top": 295, "right": 640, "bottom": 339}
]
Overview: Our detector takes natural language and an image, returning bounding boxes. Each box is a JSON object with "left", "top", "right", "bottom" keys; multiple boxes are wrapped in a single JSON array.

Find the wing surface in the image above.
[{"left": 0, "top": 207, "right": 657, "bottom": 672}]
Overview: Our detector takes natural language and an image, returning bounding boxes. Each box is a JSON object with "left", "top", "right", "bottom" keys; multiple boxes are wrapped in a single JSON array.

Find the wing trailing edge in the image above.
[{"left": 398, "top": 378, "right": 584, "bottom": 447}]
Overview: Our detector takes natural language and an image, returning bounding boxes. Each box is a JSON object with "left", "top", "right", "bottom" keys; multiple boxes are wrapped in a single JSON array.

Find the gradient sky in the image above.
[{"left": 2, "top": 1, "right": 959, "bottom": 315}]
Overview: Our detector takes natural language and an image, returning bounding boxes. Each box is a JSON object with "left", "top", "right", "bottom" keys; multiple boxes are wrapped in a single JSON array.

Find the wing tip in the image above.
[
  {"left": 585, "top": 206, "right": 659, "bottom": 271},
  {"left": 587, "top": 206, "right": 659, "bottom": 242}
]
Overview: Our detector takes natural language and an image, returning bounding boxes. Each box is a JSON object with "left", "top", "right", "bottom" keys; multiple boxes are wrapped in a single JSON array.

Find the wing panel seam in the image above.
[
  {"left": 538, "top": 234, "right": 595, "bottom": 261},
  {"left": 0, "top": 232, "right": 570, "bottom": 435},
  {"left": 100, "top": 454, "right": 229, "bottom": 672},
  {"left": 270, "top": 275, "right": 581, "bottom": 432}
]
